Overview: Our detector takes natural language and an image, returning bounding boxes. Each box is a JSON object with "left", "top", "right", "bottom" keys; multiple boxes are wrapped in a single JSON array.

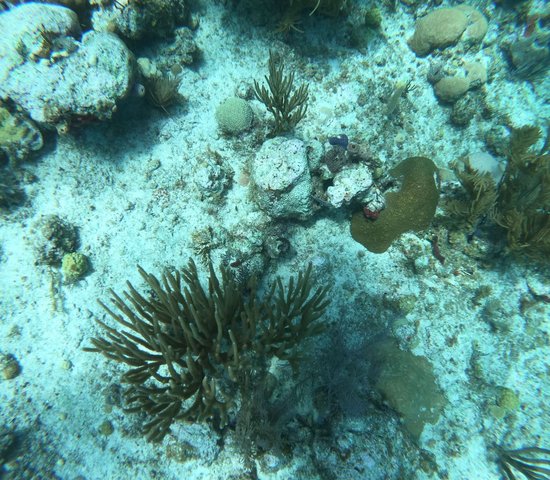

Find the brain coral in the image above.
[{"left": 216, "top": 97, "right": 254, "bottom": 134}]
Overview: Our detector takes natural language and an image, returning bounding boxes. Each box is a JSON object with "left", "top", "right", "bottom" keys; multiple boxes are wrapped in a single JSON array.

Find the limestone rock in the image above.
[
  {"left": 0, "top": 3, "right": 135, "bottom": 127},
  {"left": 251, "top": 137, "right": 313, "bottom": 220},
  {"left": 326, "top": 163, "right": 373, "bottom": 208}
]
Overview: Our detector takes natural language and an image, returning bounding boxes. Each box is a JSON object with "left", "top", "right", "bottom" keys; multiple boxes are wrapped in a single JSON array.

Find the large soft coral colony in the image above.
[
  {"left": 449, "top": 126, "right": 550, "bottom": 257},
  {"left": 86, "top": 259, "right": 329, "bottom": 441}
]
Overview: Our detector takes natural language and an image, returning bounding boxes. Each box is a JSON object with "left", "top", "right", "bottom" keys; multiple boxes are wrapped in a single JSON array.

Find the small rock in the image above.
[
  {"left": 1, "top": 354, "right": 21, "bottom": 380},
  {"left": 98, "top": 420, "right": 114, "bottom": 436},
  {"left": 326, "top": 163, "right": 374, "bottom": 208},
  {"left": 61, "top": 252, "right": 89, "bottom": 283},
  {"left": 165, "top": 441, "right": 199, "bottom": 463}
]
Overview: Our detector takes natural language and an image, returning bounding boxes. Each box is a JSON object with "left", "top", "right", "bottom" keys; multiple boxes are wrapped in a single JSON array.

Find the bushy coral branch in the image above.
[{"left": 86, "top": 259, "right": 329, "bottom": 441}]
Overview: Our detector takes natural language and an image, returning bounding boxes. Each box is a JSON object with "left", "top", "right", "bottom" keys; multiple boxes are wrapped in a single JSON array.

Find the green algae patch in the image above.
[
  {"left": 61, "top": 252, "right": 89, "bottom": 283},
  {"left": 488, "top": 387, "right": 520, "bottom": 419},
  {"left": 351, "top": 156, "right": 439, "bottom": 253},
  {"left": 0, "top": 107, "right": 27, "bottom": 145},
  {"left": 368, "top": 337, "right": 447, "bottom": 439}
]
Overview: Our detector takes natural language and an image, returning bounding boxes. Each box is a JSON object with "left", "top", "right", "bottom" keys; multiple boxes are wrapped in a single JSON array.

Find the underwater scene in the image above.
[{"left": 0, "top": 0, "right": 549, "bottom": 479}]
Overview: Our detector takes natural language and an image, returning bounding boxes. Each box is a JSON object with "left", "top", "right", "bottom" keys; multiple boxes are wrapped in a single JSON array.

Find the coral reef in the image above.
[
  {"left": 0, "top": 0, "right": 548, "bottom": 477},
  {"left": 449, "top": 126, "right": 550, "bottom": 257},
  {"left": 494, "top": 126, "right": 550, "bottom": 255},
  {"left": 447, "top": 157, "right": 498, "bottom": 227}
]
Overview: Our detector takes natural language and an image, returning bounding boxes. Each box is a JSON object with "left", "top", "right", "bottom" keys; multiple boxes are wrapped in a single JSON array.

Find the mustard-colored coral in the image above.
[
  {"left": 351, "top": 157, "right": 439, "bottom": 253},
  {"left": 61, "top": 252, "right": 89, "bottom": 283}
]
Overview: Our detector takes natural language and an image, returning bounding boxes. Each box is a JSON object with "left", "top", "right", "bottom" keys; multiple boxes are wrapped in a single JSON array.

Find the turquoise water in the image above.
[{"left": 0, "top": 1, "right": 548, "bottom": 479}]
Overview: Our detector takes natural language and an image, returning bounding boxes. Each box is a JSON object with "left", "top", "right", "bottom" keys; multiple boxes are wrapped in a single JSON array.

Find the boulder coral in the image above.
[
  {"left": 408, "top": 6, "right": 488, "bottom": 57},
  {"left": 433, "top": 61, "right": 488, "bottom": 103}
]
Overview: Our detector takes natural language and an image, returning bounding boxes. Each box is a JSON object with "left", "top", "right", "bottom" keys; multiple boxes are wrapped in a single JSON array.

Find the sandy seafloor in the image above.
[{"left": 1, "top": 1, "right": 549, "bottom": 479}]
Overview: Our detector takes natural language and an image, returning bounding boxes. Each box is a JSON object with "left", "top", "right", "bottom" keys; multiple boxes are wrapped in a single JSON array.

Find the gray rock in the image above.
[
  {"left": 508, "top": 33, "right": 550, "bottom": 79},
  {"left": 193, "top": 157, "right": 232, "bottom": 199},
  {"left": 35, "top": 214, "right": 79, "bottom": 266},
  {"left": 0, "top": 3, "right": 135, "bottom": 127},
  {"left": 251, "top": 137, "right": 313, "bottom": 220},
  {"left": 326, "top": 163, "right": 374, "bottom": 208},
  {"left": 0, "top": 3, "right": 80, "bottom": 75}
]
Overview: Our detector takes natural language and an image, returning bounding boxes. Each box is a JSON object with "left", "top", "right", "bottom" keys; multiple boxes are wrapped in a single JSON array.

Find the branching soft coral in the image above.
[
  {"left": 494, "top": 126, "right": 550, "bottom": 255},
  {"left": 448, "top": 125, "right": 550, "bottom": 257},
  {"left": 86, "top": 259, "right": 329, "bottom": 442}
]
